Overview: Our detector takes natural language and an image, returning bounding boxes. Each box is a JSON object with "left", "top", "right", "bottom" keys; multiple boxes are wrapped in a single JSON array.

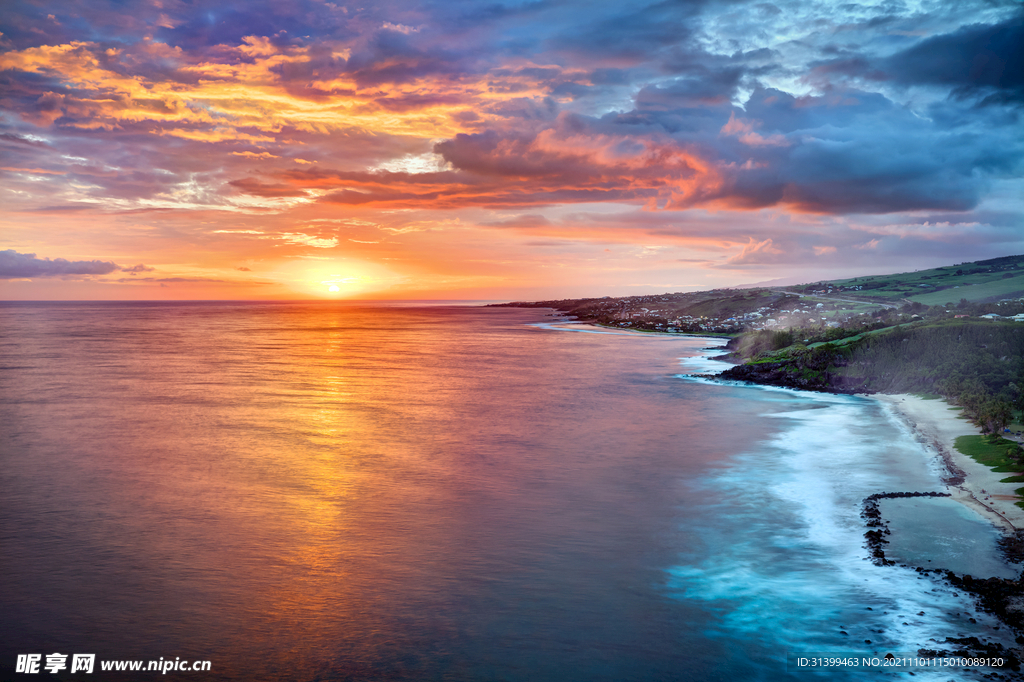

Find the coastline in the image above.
[
  {"left": 690, "top": 347, "right": 1024, "bottom": 660},
  {"left": 873, "top": 394, "right": 1024, "bottom": 533}
]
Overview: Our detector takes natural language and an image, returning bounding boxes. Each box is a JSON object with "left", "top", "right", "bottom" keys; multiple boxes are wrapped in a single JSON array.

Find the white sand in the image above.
[{"left": 874, "top": 394, "right": 1024, "bottom": 532}]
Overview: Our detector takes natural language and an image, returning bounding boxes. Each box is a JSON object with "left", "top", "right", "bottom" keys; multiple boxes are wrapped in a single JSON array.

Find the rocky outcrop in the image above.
[
  {"left": 719, "top": 361, "right": 872, "bottom": 394},
  {"left": 863, "top": 492, "right": 1024, "bottom": 673},
  {"left": 862, "top": 491, "right": 951, "bottom": 566}
]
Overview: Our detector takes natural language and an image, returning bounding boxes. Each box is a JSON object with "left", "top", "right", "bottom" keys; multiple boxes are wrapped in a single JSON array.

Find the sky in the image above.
[{"left": 1, "top": 0, "right": 1022, "bottom": 300}]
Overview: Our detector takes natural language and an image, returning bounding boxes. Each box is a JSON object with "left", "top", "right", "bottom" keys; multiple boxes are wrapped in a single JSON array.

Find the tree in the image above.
[{"left": 978, "top": 399, "right": 1013, "bottom": 434}]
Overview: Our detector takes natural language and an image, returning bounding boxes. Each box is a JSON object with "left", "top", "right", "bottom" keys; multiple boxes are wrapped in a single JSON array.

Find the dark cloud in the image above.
[
  {"left": 0, "top": 250, "right": 119, "bottom": 278},
  {"left": 589, "top": 68, "right": 632, "bottom": 86},
  {"left": 439, "top": 0, "right": 554, "bottom": 30},
  {"left": 153, "top": 3, "right": 354, "bottom": 51},
  {"left": 888, "top": 15, "right": 1024, "bottom": 102},
  {"left": 549, "top": 0, "right": 704, "bottom": 59},
  {"left": 811, "top": 14, "right": 1024, "bottom": 105},
  {"left": 342, "top": 28, "right": 474, "bottom": 87},
  {"left": 635, "top": 69, "right": 744, "bottom": 109},
  {"left": 597, "top": 84, "right": 1020, "bottom": 214},
  {"left": 0, "top": 132, "right": 50, "bottom": 147},
  {"left": 435, "top": 130, "right": 572, "bottom": 178}
]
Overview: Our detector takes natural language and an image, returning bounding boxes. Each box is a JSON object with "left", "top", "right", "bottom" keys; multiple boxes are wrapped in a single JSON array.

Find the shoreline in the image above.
[
  {"left": 678, "top": 344, "right": 1024, "bottom": 662},
  {"left": 873, "top": 393, "right": 1024, "bottom": 533},
  {"left": 682, "top": 344, "right": 1024, "bottom": 536}
]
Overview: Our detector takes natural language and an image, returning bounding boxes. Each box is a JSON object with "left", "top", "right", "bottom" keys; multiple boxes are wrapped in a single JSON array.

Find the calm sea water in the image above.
[{"left": 0, "top": 302, "right": 1014, "bottom": 681}]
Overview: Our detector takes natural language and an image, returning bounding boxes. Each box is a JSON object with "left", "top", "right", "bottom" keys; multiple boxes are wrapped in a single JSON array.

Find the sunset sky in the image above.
[{"left": 1, "top": 0, "right": 1022, "bottom": 300}]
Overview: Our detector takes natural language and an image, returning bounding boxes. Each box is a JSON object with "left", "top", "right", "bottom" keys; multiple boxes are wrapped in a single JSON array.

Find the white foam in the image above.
[
  {"left": 528, "top": 321, "right": 639, "bottom": 334},
  {"left": 666, "top": 389, "right": 1017, "bottom": 672},
  {"left": 675, "top": 342, "right": 732, "bottom": 375}
]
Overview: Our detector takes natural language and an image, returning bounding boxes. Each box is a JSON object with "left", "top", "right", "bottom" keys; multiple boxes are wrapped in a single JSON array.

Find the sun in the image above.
[{"left": 269, "top": 260, "right": 393, "bottom": 298}]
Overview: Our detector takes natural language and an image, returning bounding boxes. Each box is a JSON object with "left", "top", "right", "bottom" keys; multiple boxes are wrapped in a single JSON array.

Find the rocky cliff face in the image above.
[{"left": 719, "top": 361, "right": 872, "bottom": 394}]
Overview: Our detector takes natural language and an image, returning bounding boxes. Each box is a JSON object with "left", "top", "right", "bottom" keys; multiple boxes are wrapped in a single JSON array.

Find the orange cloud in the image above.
[
  {"left": 720, "top": 111, "right": 789, "bottom": 147},
  {"left": 0, "top": 38, "right": 485, "bottom": 142},
  {"left": 725, "top": 237, "right": 784, "bottom": 265}
]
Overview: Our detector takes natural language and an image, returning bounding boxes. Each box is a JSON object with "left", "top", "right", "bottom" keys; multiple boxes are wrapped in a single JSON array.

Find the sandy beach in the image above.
[{"left": 876, "top": 394, "right": 1024, "bottom": 532}]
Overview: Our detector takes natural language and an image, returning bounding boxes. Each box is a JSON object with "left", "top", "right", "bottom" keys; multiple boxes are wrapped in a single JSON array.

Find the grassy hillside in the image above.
[
  {"left": 909, "top": 273, "right": 1024, "bottom": 306},
  {"left": 793, "top": 254, "right": 1024, "bottom": 305}
]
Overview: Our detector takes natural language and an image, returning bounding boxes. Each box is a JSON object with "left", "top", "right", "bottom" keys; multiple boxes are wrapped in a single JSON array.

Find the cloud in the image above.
[
  {"left": 0, "top": 0, "right": 1021, "bottom": 297},
  {"left": 481, "top": 214, "right": 553, "bottom": 229},
  {"left": 273, "top": 233, "right": 339, "bottom": 248},
  {"left": 0, "top": 249, "right": 119, "bottom": 278},
  {"left": 810, "top": 14, "right": 1024, "bottom": 105},
  {"left": 550, "top": 0, "right": 704, "bottom": 60},
  {"left": 232, "top": 151, "right": 279, "bottom": 160},
  {"left": 889, "top": 16, "right": 1023, "bottom": 103},
  {"left": 636, "top": 70, "right": 744, "bottom": 109},
  {"left": 723, "top": 237, "right": 784, "bottom": 265},
  {"left": 229, "top": 178, "right": 309, "bottom": 198},
  {"left": 116, "top": 277, "right": 227, "bottom": 283},
  {"left": 381, "top": 23, "right": 420, "bottom": 35},
  {"left": 121, "top": 263, "right": 155, "bottom": 273},
  {"left": 3, "top": 1, "right": 1018, "bottom": 222}
]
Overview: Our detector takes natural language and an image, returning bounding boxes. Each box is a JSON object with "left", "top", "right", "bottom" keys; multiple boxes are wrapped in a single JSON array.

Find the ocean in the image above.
[{"left": 0, "top": 302, "right": 1015, "bottom": 680}]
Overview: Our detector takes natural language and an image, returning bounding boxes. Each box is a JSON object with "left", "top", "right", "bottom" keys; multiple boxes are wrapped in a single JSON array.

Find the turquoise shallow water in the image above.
[
  {"left": 0, "top": 302, "right": 1014, "bottom": 680},
  {"left": 881, "top": 497, "right": 1016, "bottom": 578}
]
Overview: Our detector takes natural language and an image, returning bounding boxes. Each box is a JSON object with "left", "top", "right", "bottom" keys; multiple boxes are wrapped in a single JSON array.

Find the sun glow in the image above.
[
  {"left": 260, "top": 257, "right": 415, "bottom": 298},
  {"left": 320, "top": 276, "right": 365, "bottom": 292}
]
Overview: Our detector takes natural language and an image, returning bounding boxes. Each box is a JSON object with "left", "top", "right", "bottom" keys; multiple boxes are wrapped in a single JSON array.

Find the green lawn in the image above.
[{"left": 955, "top": 435, "right": 1023, "bottom": 473}]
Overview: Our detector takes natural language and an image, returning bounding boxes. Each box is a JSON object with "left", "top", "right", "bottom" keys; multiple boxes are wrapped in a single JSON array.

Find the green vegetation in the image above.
[
  {"left": 731, "top": 329, "right": 799, "bottom": 358},
  {"left": 962, "top": 435, "right": 1024, "bottom": 509},
  {"left": 802, "top": 254, "right": 1024, "bottom": 305},
  {"left": 911, "top": 273, "right": 1024, "bottom": 306},
  {"left": 957, "top": 434, "right": 1024, "bottom": 509},
  {"left": 804, "top": 322, "right": 917, "bottom": 348},
  {"left": 955, "top": 434, "right": 1024, "bottom": 473},
  {"left": 723, "top": 319, "right": 1024, "bottom": 428}
]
